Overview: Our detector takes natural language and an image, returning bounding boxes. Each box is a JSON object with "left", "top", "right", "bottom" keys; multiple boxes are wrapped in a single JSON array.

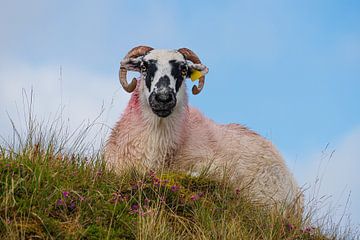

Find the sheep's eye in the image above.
[
  {"left": 141, "top": 65, "right": 147, "bottom": 73},
  {"left": 181, "top": 68, "right": 187, "bottom": 77}
]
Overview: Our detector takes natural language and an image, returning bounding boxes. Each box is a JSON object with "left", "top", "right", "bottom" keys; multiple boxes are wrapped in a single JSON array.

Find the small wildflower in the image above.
[
  {"left": 131, "top": 204, "right": 139, "bottom": 211},
  {"left": 162, "top": 179, "right": 169, "bottom": 185},
  {"left": 302, "top": 226, "right": 315, "bottom": 234},
  {"left": 144, "top": 198, "right": 150, "bottom": 205},
  {"left": 56, "top": 199, "right": 65, "bottom": 206},
  {"left": 171, "top": 185, "right": 180, "bottom": 192},
  {"left": 190, "top": 194, "right": 200, "bottom": 201},
  {"left": 130, "top": 204, "right": 140, "bottom": 214},
  {"left": 112, "top": 192, "right": 124, "bottom": 203},
  {"left": 68, "top": 201, "right": 76, "bottom": 211},
  {"left": 79, "top": 195, "right": 85, "bottom": 202},
  {"left": 153, "top": 177, "right": 161, "bottom": 187},
  {"left": 133, "top": 180, "right": 145, "bottom": 189},
  {"left": 285, "top": 223, "right": 294, "bottom": 231},
  {"left": 131, "top": 183, "right": 138, "bottom": 190},
  {"left": 96, "top": 170, "right": 103, "bottom": 176},
  {"left": 235, "top": 188, "right": 240, "bottom": 195},
  {"left": 62, "top": 191, "right": 70, "bottom": 198}
]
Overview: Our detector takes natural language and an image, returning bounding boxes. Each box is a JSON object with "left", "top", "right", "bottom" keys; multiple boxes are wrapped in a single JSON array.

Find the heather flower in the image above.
[
  {"left": 130, "top": 204, "right": 140, "bottom": 214},
  {"left": 134, "top": 180, "right": 145, "bottom": 189},
  {"left": 68, "top": 201, "right": 76, "bottom": 211},
  {"left": 153, "top": 177, "right": 161, "bottom": 187},
  {"left": 131, "top": 204, "right": 139, "bottom": 211},
  {"left": 112, "top": 192, "right": 124, "bottom": 203},
  {"left": 285, "top": 223, "right": 294, "bottom": 231},
  {"left": 171, "top": 185, "right": 180, "bottom": 192},
  {"left": 56, "top": 199, "right": 65, "bottom": 206},
  {"left": 190, "top": 192, "right": 204, "bottom": 201},
  {"left": 131, "top": 183, "right": 138, "bottom": 190},
  {"left": 190, "top": 194, "right": 200, "bottom": 201},
  {"left": 302, "top": 226, "right": 315, "bottom": 234},
  {"left": 62, "top": 191, "right": 70, "bottom": 198}
]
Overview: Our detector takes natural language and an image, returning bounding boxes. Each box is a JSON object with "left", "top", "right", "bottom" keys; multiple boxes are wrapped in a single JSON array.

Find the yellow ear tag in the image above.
[{"left": 190, "top": 70, "right": 202, "bottom": 82}]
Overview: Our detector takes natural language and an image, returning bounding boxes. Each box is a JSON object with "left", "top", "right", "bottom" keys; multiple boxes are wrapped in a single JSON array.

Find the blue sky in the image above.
[{"left": 1, "top": 0, "right": 359, "bottom": 228}]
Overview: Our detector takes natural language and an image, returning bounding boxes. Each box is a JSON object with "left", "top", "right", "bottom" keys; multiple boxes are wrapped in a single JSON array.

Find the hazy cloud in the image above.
[{"left": 0, "top": 60, "right": 130, "bottom": 145}]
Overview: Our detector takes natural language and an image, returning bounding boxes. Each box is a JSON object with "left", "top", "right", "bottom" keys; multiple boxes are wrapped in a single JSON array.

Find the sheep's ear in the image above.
[
  {"left": 188, "top": 63, "right": 209, "bottom": 81},
  {"left": 120, "top": 57, "right": 142, "bottom": 71}
]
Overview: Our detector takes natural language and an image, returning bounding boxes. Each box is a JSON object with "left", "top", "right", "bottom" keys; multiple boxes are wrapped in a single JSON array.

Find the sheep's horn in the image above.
[
  {"left": 119, "top": 46, "right": 154, "bottom": 93},
  {"left": 177, "top": 48, "right": 205, "bottom": 95}
]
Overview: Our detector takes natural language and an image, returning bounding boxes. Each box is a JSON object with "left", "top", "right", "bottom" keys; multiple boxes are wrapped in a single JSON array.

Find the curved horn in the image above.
[
  {"left": 177, "top": 48, "right": 205, "bottom": 95},
  {"left": 119, "top": 46, "right": 154, "bottom": 93}
]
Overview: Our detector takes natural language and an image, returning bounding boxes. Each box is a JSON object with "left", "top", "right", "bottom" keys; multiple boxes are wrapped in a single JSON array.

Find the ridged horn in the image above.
[
  {"left": 177, "top": 48, "right": 205, "bottom": 95},
  {"left": 119, "top": 46, "right": 154, "bottom": 93}
]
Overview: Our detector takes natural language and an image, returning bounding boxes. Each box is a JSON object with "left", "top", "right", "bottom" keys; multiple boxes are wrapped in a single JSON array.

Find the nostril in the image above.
[
  {"left": 154, "top": 94, "right": 162, "bottom": 102},
  {"left": 156, "top": 93, "right": 173, "bottom": 103}
]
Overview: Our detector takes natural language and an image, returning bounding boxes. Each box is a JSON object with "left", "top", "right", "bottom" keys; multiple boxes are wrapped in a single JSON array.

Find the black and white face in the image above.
[{"left": 123, "top": 49, "right": 208, "bottom": 118}]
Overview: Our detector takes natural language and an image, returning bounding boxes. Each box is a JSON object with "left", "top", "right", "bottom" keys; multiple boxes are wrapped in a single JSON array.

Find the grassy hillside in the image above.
[{"left": 0, "top": 119, "right": 357, "bottom": 239}]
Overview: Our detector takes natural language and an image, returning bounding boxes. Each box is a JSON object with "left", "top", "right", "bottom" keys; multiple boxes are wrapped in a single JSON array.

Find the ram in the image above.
[{"left": 105, "top": 46, "right": 302, "bottom": 208}]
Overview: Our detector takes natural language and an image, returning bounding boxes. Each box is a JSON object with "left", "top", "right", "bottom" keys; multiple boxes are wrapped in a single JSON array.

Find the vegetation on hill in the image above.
[{"left": 0, "top": 108, "right": 357, "bottom": 239}]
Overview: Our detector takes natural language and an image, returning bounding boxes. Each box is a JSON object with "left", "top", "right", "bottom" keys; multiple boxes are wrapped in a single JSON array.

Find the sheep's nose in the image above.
[{"left": 155, "top": 92, "right": 174, "bottom": 104}]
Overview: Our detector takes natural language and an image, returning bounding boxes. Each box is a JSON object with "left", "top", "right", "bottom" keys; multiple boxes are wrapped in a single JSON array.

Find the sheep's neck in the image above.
[
  {"left": 125, "top": 89, "right": 188, "bottom": 168},
  {"left": 143, "top": 117, "right": 184, "bottom": 167}
]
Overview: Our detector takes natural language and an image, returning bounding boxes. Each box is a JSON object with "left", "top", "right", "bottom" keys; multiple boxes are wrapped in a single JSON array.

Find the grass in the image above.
[
  {"left": 0, "top": 98, "right": 358, "bottom": 239},
  {"left": 0, "top": 142, "right": 325, "bottom": 240}
]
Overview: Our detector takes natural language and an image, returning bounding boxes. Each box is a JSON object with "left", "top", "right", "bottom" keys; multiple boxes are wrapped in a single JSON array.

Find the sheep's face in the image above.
[{"left": 123, "top": 49, "right": 208, "bottom": 118}]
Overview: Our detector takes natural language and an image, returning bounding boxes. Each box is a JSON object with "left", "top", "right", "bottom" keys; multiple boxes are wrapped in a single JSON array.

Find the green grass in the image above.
[
  {"left": 0, "top": 143, "right": 350, "bottom": 240},
  {"left": 0, "top": 109, "right": 358, "bottom": 239}
]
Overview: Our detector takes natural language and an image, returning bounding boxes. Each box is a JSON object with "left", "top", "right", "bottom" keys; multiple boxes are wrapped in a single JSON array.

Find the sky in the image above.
[{"left": 1, "top": 0, "right": 359, "bottom": 229}]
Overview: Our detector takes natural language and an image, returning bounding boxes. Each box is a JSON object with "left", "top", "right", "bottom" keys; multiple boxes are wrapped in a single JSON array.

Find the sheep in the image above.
[{"left": 105, "top": 46, "right": 303, "bottom": 210}]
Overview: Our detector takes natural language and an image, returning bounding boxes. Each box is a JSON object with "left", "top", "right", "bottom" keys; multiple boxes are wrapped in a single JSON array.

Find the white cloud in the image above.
[
  {"left": 292, "top": 127, "right": 360, "bottom": 229},
  {"left": 0, "top": 60, "right": 130, "bottom": 149}
]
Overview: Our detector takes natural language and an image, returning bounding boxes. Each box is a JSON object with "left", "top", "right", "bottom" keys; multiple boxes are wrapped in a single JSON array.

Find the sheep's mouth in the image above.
[
  {"left": 152, "top": 109, "right": 173, "bottom": 118},
  {"left": 150, "top": 103, "right": 176, "bottom": 118}
]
